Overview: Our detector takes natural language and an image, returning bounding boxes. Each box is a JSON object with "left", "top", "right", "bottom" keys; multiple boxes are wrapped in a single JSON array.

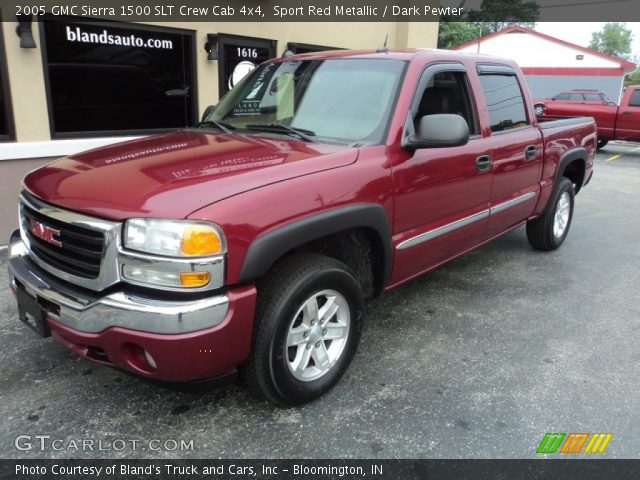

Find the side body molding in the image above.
[{"left": 238, "top": 204, "right": 392, "bottom": 286}]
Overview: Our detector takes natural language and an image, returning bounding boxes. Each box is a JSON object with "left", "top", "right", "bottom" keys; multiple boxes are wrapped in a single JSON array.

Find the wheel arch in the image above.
[
  {"left": 238, "top": 204, "right": 392, "bottom": 295},
  {"left": 555, "top": 147, "right": 587, "bottom": 194}
]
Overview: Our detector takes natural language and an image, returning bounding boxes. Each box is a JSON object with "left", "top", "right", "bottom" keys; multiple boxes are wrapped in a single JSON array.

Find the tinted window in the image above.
[
  {"left": 554, "top": 93, "right": 570, "bottom": 100},
  {"left": 629, "top": 89, "right": 640, "bottom": 107},
  {"left": 209, "top": 59, "right": 405, "bottom": 144},
  {"left": 415, "top": 71, "right": 478, "bottom": 135},
  {"left": 42, "top": 20, "right": 195, "bottom": 137},
  {"left": 569, "top": 93, "right": 583, "bottom": 101},
  {"left": 478, "top": 74, "right": 528, "bottom": 132},
  {"left": 583, "top": 93, "right": 602, "bottom": 101}
]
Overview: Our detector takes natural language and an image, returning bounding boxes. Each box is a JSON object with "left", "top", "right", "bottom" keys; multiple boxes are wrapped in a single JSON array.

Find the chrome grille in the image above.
[{"left": 20, "top": 193, "right": 105, "bottom": 279}]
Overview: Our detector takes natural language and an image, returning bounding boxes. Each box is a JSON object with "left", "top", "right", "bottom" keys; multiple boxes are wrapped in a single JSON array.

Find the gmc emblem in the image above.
[{"left": 28, "top": 219, "right": 62, "bottom": 247}]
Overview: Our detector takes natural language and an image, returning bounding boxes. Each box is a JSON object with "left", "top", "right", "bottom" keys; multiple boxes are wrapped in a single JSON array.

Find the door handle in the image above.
[
  {"left": 525, "top": 145, "right": 538, "bottom": 160},
  {"left": 476, "top": 155, "right": 492, "bottom": 173},
  {"left": 622, "top": 111, "right": 632, "bottom": 115}
]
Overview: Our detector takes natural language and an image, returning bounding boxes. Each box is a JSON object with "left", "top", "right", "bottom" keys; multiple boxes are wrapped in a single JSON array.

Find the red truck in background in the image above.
[
  {"left": 535, "top": 85, "right": 640, "bottom": 149},
  {"left": 8, "top": 49, "right": 596, "bottom": 406}
]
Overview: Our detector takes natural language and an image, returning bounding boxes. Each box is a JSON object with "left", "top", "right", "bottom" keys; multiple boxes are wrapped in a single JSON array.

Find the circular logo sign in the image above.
[{"left": 228, "top": 61, "right": 256, "bottom": 90}]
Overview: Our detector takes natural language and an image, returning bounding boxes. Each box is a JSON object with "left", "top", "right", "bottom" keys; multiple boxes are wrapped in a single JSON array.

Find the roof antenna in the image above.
[{"left": 376, "top": 34, "right": 389, "bottom": 53}]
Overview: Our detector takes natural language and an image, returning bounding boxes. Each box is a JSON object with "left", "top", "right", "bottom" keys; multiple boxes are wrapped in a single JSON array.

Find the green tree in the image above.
[
  {"left": 589, "top": 23, "right": 633, "bottom": 59},
  {"left": 624, "top": 68, "right": 640, "bottom": 88},
  {"left": 437, "top": 21, "right": 479, "bottom": 49},
  {"left": 438, "top": 0, "right": 539, "bottom": 49}
]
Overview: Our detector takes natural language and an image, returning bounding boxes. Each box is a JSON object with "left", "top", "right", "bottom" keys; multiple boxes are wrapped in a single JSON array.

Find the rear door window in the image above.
[
  {"left": 628, "top": 89, "right": 640, "bottom": 107},
  {"left": 478, "top": 74, "right": 528, "bottom": 133}
]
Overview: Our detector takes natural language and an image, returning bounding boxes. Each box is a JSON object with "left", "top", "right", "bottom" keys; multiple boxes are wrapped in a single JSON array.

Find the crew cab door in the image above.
[
  {"left": 389, "top": 63, "right": 492, "bottom": 285},
  {"left": 475, "top": 65, "right": 543, "bottom": 238},
  {"left": 616, "top": 87, "right": 640, "bottom": 141}
]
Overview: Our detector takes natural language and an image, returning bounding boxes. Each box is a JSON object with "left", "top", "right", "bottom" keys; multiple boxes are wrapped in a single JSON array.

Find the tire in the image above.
[
  {"left": 241, "top": 253, "right": 364, "bottom": 406},
  {"left": 526, "top": 177, "right": 575, "bottom": 251},
  {"left": 534, "top": 103, "right": 545, "bottom": 116},
  {"left": 597, "top": 139, "right": 609, "bottom": 150}
]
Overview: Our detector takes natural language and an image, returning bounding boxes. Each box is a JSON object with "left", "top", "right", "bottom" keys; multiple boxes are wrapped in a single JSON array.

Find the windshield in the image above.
[{"left": 205, "top": 58, "right": 406, "bottom": 144}]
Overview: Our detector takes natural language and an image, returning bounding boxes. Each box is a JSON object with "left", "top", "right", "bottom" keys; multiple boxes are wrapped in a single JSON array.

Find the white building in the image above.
[{"left": 454, "top": 26, "right": 636, "bottom": 103}]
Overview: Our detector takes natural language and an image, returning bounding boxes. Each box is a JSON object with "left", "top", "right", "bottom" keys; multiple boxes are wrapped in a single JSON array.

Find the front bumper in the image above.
[{"left": 8, "top": 231, "right": 257, "bottom": 381}]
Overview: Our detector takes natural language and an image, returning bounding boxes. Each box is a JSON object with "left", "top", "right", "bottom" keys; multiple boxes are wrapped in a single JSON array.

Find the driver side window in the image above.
[{"left": 414, "top": 71, "right": 478, "bottom": 135}]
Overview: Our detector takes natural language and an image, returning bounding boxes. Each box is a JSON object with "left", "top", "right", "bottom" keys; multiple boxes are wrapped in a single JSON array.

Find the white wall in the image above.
[{"left": 458, "top": 30, "right": 621, "bottom": 68}]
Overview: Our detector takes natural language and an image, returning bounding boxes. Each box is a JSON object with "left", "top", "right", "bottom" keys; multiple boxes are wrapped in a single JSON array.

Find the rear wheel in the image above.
[
  {"left": 526, "top": 177, "right": 575, "bottom": 251},
  {"left": 241, "top": 254, "right": 364, "bottom": 406},
  {"left": 597, "top": 139, "right": 609, "bottom": 150}
]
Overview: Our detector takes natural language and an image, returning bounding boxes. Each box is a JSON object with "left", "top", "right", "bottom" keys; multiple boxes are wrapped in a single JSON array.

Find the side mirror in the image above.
[
  {"left": 407, "top": 114, "right": 469, "bottom": 149},
  {"left": 201, "top": 105, "right": 216, "bottom": 122}
]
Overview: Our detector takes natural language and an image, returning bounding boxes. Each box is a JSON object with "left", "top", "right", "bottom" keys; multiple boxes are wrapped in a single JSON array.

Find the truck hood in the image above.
[{"left": 23, "top": 130, "right": 358, "bottom": 220}]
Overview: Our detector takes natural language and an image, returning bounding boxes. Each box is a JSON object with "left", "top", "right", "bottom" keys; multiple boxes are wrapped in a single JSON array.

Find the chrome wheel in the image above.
[
  {"left": 286, "top": 289, "right": 350, "bottom": 382},
  {"left": 534, "top": 104, "right": 545, "bottom": 116},
  {"left": 553, "top": 192, "right": 571, "bottom": 238}
]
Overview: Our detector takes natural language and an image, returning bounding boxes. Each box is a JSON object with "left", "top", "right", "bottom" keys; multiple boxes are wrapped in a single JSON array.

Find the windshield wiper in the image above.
[
  {"left": 245, "top": 123, "right": 316, "bottom": 142},
  {"left": 196, "top": 120, "right": 235, "bottom": 134}
]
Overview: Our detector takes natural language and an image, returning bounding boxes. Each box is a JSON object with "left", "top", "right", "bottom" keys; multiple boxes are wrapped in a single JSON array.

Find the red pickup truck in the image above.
[
  {"left": 8, "top": 49, "right": 596, "bottom": 406},
  {"left": 535, "top": 85, "right": 640, "bottom": 149}
]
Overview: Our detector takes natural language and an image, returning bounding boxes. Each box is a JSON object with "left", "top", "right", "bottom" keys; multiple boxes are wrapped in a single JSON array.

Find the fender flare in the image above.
[
  {"left": 238, "top": 204, "right": 392, "bottom": 286},
  {"left": 555, "top": 147, "right": 587, "bottom": 187}
]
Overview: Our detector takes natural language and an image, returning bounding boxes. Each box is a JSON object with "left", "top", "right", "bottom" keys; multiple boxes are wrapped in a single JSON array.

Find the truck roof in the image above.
[{"left": 273, "top": 48, "right": 520, "bottom": 68}]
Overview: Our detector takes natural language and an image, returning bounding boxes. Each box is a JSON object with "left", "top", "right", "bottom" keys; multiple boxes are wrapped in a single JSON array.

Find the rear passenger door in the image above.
[{"left": 475, "top": 65, "right": 543, "bottom": 238}]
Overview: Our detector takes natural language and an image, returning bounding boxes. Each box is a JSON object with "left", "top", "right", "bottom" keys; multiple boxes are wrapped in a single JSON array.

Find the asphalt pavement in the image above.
[{"left": 1, "top": 145, "right": 639, "bottom": 459}]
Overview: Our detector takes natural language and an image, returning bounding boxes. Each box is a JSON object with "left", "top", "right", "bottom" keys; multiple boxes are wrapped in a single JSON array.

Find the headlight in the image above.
[{"left": 124, "top": 219, "right": 226, "bottom": 257}]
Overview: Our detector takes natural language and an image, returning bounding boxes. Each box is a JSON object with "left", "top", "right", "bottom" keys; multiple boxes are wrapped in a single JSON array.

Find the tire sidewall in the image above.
[
  {"left": 266, "top": 266, "right": 363, "bottom": 405},
  {"left": 547, "top": 179, "right": 575, "bottom": 248}
]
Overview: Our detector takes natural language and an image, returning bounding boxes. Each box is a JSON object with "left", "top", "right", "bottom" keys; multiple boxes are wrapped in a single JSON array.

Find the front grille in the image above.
[{"left": 21, "top": 200, "right": 105, "bottom": 279}]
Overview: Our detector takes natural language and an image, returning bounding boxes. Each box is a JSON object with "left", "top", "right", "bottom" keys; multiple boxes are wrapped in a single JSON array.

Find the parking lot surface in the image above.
[{"left": 1, "top": 146, "right": 639, "bottom": 459}]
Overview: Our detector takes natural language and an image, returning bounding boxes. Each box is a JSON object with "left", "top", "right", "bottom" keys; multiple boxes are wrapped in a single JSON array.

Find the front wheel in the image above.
[
  {"left": 241, "top": 254, "right": 364, "bottom": 406},
  {"left": 526, "top": 177, "right": 575, "bottom": 251},
  {"left": 597, "top": 139, "right": 609, "bottom": 150}
]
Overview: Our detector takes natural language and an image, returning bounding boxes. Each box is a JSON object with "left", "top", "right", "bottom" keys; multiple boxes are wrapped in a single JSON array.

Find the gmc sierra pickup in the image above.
[
  {"left": 535, "top": 84, "right": 640, "bottom": 149},
  {"left": 8, "top": 49, "right": 596, "bottom": 406}
]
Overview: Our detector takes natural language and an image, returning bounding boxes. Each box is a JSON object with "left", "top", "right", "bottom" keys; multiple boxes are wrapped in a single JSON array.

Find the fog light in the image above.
[
  {"left": 122, "top": 265, "right": 210, "bottom": 289},
  {"left": 143, "top": 350, "right": 157, "bottom": 369}
]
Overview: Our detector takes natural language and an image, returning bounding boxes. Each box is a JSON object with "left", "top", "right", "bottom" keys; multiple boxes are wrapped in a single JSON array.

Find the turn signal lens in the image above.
[
  {"left": 180, "top": 225, "right": 222, "bottom": 256},
  {"left": 179, "top": 272, "right": 211, "bottom": 288}
]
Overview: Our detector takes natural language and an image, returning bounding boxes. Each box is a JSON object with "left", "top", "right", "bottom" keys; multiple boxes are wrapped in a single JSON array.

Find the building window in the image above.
[
  {"left": 41, "top": 19, "right": 196, "bottom": 138},
  {"left": 478, "top": 74, "right": 528, "bottom": 132},
  {"left": 0, "top": 23, "right": 14, "bottom": 141},
  {"left": 217, "top": 34, "right": 276, "bottom": 98}
]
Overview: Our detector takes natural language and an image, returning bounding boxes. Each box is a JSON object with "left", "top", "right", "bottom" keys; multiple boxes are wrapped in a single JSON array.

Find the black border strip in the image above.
[{"left": 0, "top": 17, "right": 16, "bottom": 142}]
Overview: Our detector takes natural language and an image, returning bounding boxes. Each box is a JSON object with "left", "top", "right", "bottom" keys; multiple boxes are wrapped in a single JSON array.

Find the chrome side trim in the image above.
[
  {"left": 396, "top": 210, "right": 489, "bottom": 250},
  {"left": 8, "top": 236, "right": 229, "bottom": 334},
  {"left": 490, "top": 191, "right": 536, "bottom": 215},
  {"left": 396, "top": 191, "right": 538, "bottom": 251}
]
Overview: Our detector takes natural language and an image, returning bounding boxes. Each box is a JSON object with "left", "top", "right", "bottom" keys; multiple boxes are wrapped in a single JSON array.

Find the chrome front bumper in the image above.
[{"left": 8, "top": 231, "right": 229, "bottom": 335}]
